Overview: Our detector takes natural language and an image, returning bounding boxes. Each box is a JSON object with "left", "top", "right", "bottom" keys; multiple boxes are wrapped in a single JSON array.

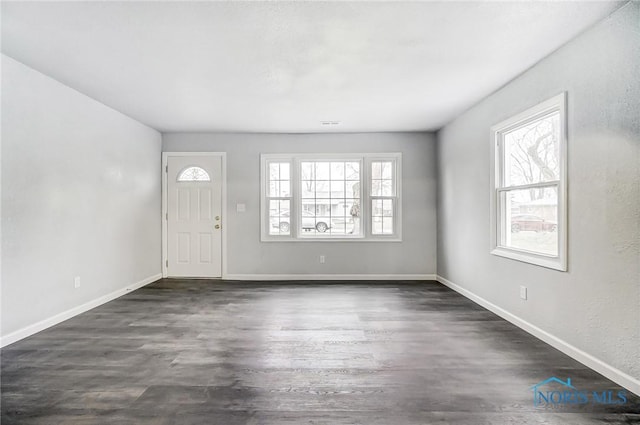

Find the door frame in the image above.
[{"left": 162, "top": 152, "right": 227, "bottom": 278}]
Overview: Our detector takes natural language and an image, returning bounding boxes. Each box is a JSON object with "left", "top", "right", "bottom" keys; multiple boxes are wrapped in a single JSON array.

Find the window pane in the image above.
[
  {"left": 372, "top": 217, "right": 384, "bottom": 235},
  {"left": 316, "top": 180, "right": 329, "bottom": 195},
  {"left": 382, "top": 217, "right": 394, "bottom": 233},
  {"left": 346, "top": 200, "right": 360, "bottom": 235},
  {"left": 380, "top": 162, "right": 393, "bottom": 179},
  {"left": 372, "top": 199, "right": 394, "bottom": 235},
  {"left": 503, "top": 112, "right": 560, "bottom": 186},
  {"left": 301, "top": 162, "right": 314, "bottom": 180},
  {"left": 280, "top": 163, "right": 290, "bottom": 180},
  {"left": 500, "top": 186, "right": 558, "bottom": 256},
  {"left": 372, "top": 199, "right": 382, "bottom": 214},
  {"left": 315, "top": 162, "right": 330, "bottom": 180},
  {"left": 381, "top": 180, "right": 393, "bottom": 196},
  {"left": 280, "top": 181, "right": 290, "bottom": 197},
  {"left": 347, "top": 181, "right": 360, "bottom": 199},
  {"left": 346, "top": 162, "right": 360, "bottom": 180},
  {"left": 269, "top": 181, "right": 279, "bottom": 197},
  {"left": 382, "top": 199, "right": 393, "bottom": 216},
  {"left": 269, "top": 163, "right": 280, "bottom": 181},
  {"left": 268, "top": 200, "right": 290, "bottom": 235},
  {"left": 330, "top": 162, "right": 345, "bottom": 179},
  {"left": 302, "top": 181, "right": 315, "bottom": 198},
  {"left": 315, "top": 217, "right": 331, "bottom": 233},
  {"left": 330, "top": 180, "right": 345, "bottom": 198},
  {"left": 372, "top": 180, "right": 381, "bottom": 196},
  {"left": 372, "top": 162, "right": 382, "bottom": 179}
]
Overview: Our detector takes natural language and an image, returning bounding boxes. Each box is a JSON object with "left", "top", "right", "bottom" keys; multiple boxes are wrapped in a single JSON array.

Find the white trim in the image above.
[
  {"left": 490, "top": 92, "right": 568, "bottom": 271},
  {"left": 436, "top": 275, "right": 640, "bottom": 396},
  {"left": 497, "top": 180, "right": 560, "bottom": 192},
  {"left": 490, "top": 246, "right": 565, "bottom": 271},
  {"left": 162, "top": 152, "right": 227, "bottom": 278},
  {"left": 225, "top": 274, "right": 435, "bottom": 281},
  {"left": 260, "top": 238, "right": 403, "bottom": 243},
  {"left": 0, "top": 273, "right": 162, "bottom": 348}
]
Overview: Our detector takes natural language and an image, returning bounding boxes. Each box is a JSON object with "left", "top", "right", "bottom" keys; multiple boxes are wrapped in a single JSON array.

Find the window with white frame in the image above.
[
  {"left": 261, "top": 154, "right": 401, "bottom": 241},
  {"left": 491, "top": 93, "right": 567, "bottom": 270},
  {"left": 265, "top": 160, "right": 292, "bottom": 235},
  {"left": 371, "top": 160, "right": 397, "bottom": 235}
]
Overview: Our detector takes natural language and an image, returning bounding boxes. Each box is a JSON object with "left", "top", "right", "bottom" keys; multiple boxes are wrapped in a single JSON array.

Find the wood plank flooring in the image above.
[{"left": 2, "top": 280, "right": 639, "bottom": 424}]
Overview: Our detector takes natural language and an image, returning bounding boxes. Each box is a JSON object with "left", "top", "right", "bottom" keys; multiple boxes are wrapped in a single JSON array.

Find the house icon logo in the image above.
[
  {"left": 530, "top": 376, "right": 627, "bottom": 407},
  {"left": 531, "top": 376, "right": 575, "bottom": 391},
  {"left": 530, "top": 376, "right": 586, "bottom": 407},
  {"left": 530, "top": 377, "right": 575, "bottom": 407}
]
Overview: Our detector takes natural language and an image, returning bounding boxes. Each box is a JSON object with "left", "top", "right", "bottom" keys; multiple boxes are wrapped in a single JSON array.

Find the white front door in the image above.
[{"left": 167, "top": 155, "right": 222, "bottom": 277}]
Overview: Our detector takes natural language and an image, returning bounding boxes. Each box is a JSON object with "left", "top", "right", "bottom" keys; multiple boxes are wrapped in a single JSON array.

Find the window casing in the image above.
[
  {"left": 261, "top": 153, "right": 401, "bottom": 241},
  {"left": 490, "top": 93, "right": 567, "bottom": 271}
]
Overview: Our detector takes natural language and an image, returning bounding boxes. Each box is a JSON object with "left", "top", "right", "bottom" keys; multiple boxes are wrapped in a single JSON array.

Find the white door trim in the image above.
[{"left": 162, "top": 152, "right": 227, "bottom": 278}]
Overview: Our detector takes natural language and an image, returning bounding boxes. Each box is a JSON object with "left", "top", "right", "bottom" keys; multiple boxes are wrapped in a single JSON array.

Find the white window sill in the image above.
[
  {"left": 261, "top": 237, "right": 402, "bottom": 243},
  {"left": 491, "top": 246, "right": 566, "bottom": 271}
]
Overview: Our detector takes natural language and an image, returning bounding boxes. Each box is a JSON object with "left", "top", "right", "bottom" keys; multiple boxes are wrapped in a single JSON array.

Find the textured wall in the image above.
[
  {"left": 1, "top": 55, "right": 162, "bottom": 337},
  {"left": 437, "top": 3, "right": 639, "bottom": 380},
  {"left": 163, "top": 132, "right": 437, "bottom": 276}
]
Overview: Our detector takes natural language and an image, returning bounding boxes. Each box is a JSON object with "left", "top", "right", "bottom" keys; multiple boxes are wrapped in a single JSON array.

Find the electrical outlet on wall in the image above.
[
  {"left": 74, "top": 276, "right": 81, "bottom": 289},
  {"left": 520, "top": 285, "right": 527, "bottom": 300},
  {"left": 319, "top": 255, "right": 325, "bottom": 264}
]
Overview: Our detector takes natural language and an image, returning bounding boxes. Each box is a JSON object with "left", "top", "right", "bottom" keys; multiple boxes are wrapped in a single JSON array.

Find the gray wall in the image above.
[
  {"left": 163, "top": 132, "right": 437, "bottom": 276},
  {"left": 437, "top": 2, "right": 639, "bottom": 381},
  {"left": 1, "top": 55, "right": 162, "bottom": 338}
]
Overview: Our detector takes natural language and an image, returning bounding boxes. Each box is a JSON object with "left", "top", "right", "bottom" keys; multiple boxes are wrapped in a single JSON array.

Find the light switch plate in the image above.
[{"left": 236, "top": 203, "right": 246, "bottom": 212}]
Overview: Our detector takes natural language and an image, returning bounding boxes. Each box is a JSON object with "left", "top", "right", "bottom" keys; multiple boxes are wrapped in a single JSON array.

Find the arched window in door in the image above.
[{"left": 177, "top": 166, "right": 211, "bottom": 182}]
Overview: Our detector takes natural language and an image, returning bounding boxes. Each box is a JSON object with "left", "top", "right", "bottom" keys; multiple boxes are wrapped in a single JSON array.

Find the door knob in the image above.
[{"left": 215, "top": 224, "right": 220, "bottom": 230}]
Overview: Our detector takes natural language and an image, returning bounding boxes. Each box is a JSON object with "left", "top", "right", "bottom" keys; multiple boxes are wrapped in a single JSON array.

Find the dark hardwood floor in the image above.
[{"left": 2, "top": 280, "right": 639, "bottom": 424}]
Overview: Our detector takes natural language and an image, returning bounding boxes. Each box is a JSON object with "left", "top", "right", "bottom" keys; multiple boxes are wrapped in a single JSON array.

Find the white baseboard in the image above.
[
  {"left": 224, "top": 274, "right": 436, "bottom": 281},
  {"left": 0, "top": 273, "right": 162, "bottom": 348},
  {"left": 436, "top": 275, "right": 640, "bottom": 396}
]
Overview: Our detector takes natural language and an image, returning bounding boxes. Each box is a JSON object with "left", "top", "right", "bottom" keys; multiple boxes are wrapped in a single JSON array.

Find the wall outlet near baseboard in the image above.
[
  {"left": 319, "top": 255, "right": 325, "bottom": 264},
  {"left": 520, "top": 285, "right": 527, "bottom": 300},
  {"left": 74, "top": 276, "right": 81, "bottom": 289}
]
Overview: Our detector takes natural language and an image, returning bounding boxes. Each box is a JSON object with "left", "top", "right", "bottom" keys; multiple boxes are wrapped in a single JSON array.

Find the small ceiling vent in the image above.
[{"left": 321, "top": 121, "right": 341, "bottom": 126}]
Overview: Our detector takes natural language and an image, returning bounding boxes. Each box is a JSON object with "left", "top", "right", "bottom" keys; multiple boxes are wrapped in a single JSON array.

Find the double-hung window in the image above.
[
  {"left": 490, "top": 93, "right": 567, "bottom": 270},
  {"left": 261, "top": 153, "right": 401, "bottom": 241},
  {"left": 264, "top": 159, "right": 292, "bottom": 235},
  {"left": 370, "top": 160, "right": 398, "bottom": 235}
]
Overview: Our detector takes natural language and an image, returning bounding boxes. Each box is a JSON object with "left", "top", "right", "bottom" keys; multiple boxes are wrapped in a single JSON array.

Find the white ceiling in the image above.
[{"left": 1, "top": 1, "right": 624, "bottom": 133}]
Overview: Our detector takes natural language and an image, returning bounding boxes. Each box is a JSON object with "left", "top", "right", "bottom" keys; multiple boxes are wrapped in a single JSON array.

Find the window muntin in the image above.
[
  {"left": 491, "top": 93, "right": 566, "bottom": 270},
  {"left": 177, "top": 166, "right": 210, "bottom": 182},
  {"left": 261, "top": 154, "right": 401, "bottom": 241}
]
